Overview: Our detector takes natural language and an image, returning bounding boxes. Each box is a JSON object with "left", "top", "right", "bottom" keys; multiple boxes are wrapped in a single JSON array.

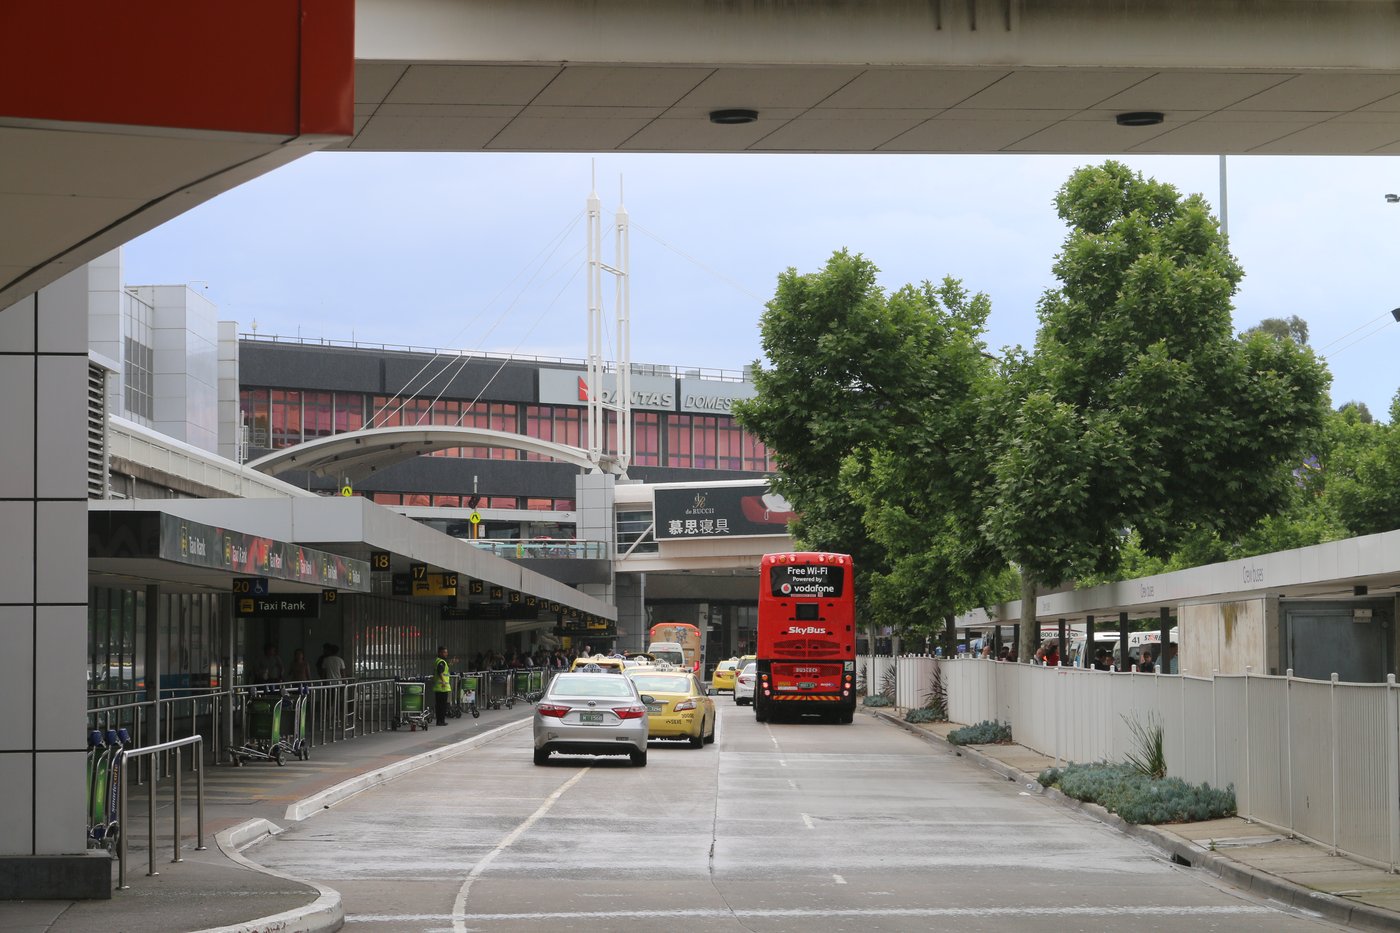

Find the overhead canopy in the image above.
[{"left": 245, "top": 426, "right": 618, "bottom": 482}]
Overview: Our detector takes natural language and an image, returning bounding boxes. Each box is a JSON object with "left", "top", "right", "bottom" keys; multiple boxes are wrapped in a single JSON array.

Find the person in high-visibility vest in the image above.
[{"left": 433, "top": 645, "right": 452, "bottom": 726}]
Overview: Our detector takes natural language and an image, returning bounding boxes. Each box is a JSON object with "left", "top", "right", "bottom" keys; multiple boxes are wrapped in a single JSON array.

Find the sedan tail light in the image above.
[
  {"left": 536, "top": 703, "right": 570, "bottom": 718},
  {"left": 612, "top": 705, "right": 647, "bottom": 720},
  {"left": 737, "top": 676, "right": 750, "bottom": 685},
  {"left": 673, "top": 699, "right": 697, "bottom": 711}
]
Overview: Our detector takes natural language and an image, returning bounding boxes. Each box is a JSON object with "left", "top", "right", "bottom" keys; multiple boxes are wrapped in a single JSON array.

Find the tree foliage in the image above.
[
  {"left": 734, "top": 251, "right": 1007, "bottom": 636},
  {"left": 1244, "top": 315, "right": 1309, "bottom": 345},
  {"left": 982, "top": 162, "right": 1330, "bottom": 655},
  {"left": 739, "top": 163, "right": 1344, "bottom": 661}
]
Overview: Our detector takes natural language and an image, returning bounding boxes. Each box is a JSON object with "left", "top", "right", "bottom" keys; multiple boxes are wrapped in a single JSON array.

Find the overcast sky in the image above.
[{"left": 123, "top": 152, "right": 1400, "bottom": 419}]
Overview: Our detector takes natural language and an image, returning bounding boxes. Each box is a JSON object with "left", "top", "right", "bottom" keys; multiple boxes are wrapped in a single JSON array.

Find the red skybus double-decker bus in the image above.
[{"left": 754, "top": 552, "right": 856, "bottom": 724}]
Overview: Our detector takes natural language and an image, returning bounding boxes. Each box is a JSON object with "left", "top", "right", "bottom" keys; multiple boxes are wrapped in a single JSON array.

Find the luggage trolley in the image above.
[
  {"left": 391, "top": 681, "right": 432, "bottom": 731},
  {"left": 280, "top": 685, "right": 310, "bottom": 761},
  {"left": 459, "top": 673, "right": 481, "bottom": 719},
  {"left": 230, "top": 687, "right": 286, "bottom": 766},
  {"left": 485, "top": 670, "right": 514, "bottom": 710},
  {"left": 86, "top": 728, "right": 130, "bottom": 852}
]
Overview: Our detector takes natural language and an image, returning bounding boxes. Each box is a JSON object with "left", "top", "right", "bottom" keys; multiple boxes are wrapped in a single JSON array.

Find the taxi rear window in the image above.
[
  {"left": 631, "top": 675, "right": 691, "bottom": 693},
  {"left": 551, "top": 675, "right": 634, "bottom": 697}
]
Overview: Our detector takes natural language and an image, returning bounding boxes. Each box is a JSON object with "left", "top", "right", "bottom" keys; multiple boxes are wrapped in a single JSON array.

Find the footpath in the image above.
[
  {"left": 4, "top": 705, "right": 534, "bottom": 933},
  {"left": 870, "top": 707, "right": 1400, "bottom": 933}
]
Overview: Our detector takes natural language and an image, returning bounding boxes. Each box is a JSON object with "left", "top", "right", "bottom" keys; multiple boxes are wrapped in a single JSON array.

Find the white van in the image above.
[
  {"left": 647, "top": 641, "right": 686, "bottom": 669},
  {"left": 1111, "top": 628, "right": 1180, "bottom": 666}
]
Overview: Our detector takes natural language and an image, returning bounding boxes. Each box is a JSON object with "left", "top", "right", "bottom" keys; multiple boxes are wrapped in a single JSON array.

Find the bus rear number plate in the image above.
[{"left": 798, "top": 681, "right": 816, "bottom": 689}]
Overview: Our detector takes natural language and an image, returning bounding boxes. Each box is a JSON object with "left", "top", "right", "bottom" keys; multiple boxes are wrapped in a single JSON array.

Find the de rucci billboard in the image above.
[{"left": 653, "top": 483, "right": 796, "bottom": 541}]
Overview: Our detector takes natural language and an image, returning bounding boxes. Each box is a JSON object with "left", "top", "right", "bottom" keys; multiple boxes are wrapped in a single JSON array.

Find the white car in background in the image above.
[{"left": 733, "top": 661, "right": 757, "bottom": 706}]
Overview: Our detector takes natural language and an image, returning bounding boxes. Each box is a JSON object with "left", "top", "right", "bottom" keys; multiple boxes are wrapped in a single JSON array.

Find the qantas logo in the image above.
[{"left": 577, "top": 377, "right": 590, "bottom": 401}]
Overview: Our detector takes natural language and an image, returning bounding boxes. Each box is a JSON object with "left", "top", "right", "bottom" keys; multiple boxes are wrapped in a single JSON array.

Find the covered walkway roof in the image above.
[
  {"left": 960, "top": 528, "right": 1400, "bottom": 628},
  {"left": 245, "top": 426, "right": 618, "bottom": 482}
]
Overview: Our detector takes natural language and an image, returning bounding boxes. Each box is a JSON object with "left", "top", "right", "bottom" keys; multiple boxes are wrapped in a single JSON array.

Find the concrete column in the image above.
[
  {"left": 574, "top": 472, "right": 617, "bottom": 610},
  {"left": 1119, "top": 611, "right": 1131, "bottom": 672},
  {"left": 0, "top": 267, "right": 107, "bottom": 897}
]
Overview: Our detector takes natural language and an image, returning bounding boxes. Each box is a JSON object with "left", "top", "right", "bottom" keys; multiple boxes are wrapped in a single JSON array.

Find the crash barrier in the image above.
[
  {"left": 859, "top": 653, "right": 1400, "bottom": 873},
  {"left": 116, "top": 734, "right": 205, "bottom": 889}
]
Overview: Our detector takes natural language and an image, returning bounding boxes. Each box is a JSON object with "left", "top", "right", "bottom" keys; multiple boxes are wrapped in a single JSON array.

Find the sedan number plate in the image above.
[
  {"left": 798, "top": 681, "right": 817, "bottom": 689},
  {"left": 646, "top": 703, "right": 663, "bottom": 712},
  {"left": 579, "top": 711, "right": 604, "bottom": 723}
]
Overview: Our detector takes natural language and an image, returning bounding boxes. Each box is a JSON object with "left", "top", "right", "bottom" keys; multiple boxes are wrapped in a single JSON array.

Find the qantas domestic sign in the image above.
[{"left": 537, "top": 369, "right": 758, "bottom": 414}]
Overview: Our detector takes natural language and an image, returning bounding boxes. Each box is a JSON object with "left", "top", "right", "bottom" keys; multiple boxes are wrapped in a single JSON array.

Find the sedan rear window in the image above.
[
  {"left": 550, "top": 675, "right": 635, "bottom": 697},
  {"left": 630, "top": 675, "right": 691, "bottom": 693}
]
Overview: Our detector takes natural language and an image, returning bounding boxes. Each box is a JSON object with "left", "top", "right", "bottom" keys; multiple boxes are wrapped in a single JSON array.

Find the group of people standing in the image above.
[{"left": 252, "top": 642, "right": 347, "bottom": 684}]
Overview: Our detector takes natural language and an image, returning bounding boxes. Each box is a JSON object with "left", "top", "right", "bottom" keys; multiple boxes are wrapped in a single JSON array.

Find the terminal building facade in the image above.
[{"left": 85, "top": 248, "right": 783, "bottom": 710}]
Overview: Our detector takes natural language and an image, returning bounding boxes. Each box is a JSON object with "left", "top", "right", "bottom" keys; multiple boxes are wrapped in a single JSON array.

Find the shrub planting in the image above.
[
  {"left": 947, "top": 720, "right": 1012, "bottom": 745},
  {"left": 863, "top": 695, "right": 893, "bottom": 707},
  {"left": 1038, "top": 763, "right": 1235, "bottom": 825}
]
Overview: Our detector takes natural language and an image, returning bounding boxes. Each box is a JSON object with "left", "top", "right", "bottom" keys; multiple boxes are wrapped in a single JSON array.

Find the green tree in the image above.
[
  {"left": 1244, "top": 315, "right": 1309, "bottom": 345},
  {"left": 837, "top": 278, "right": 1009, "bottom": 644},
  {"left": 734, "top": 252, "right": 1008, "bottom": 646},
  {"left": 983, "top": 162, "right": 1331, "bottom": 661},
  {"left": 1336, "top": 400, "right": 1374, "bottom": 424},
  {"left": 1321, "top": 393, "right": 1400, "bottom": 535}
]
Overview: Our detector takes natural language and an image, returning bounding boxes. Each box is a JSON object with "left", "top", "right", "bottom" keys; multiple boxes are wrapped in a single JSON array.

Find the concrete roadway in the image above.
[{"left": 251, "top": 704, "right": 1342, "bottom": 932}]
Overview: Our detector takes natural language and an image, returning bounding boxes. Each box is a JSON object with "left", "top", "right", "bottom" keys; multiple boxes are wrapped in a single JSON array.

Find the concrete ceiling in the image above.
[
  {"left": 8, "top": 0, "right": 1400, "bottom": 311},
  {"left": 340, "top": 62, "right": 1400, "bottom": 155}
]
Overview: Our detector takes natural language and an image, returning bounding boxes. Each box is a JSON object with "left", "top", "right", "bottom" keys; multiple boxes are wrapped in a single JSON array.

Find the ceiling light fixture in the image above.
[
  {"left": 709, "top": 109, "right": 759, "bottom": 125},
  {"left": 1115, "top": 111, "right": 1165, "bottom": 127}
]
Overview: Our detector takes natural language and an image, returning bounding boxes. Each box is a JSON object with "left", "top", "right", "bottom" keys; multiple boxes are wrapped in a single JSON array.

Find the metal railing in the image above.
[
  {"left": 117, "top": 735, "right": 204, "bottom": 889},
  {"left": 860, "top": 654, "right": 1400, "bottom": 873}
]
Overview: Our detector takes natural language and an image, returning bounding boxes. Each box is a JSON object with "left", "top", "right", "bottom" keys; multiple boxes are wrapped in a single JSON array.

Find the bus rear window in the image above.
[{"left": 770, "top": 565, "right": 844, "bottom": 598}]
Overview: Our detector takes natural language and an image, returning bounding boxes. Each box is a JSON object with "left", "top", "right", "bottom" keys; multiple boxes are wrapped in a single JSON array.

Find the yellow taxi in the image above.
[
  {"left": 569, "top": 655, "right": 627, "bottom": 675},
  {"left": 626, "top": 669, "right": 716, "bottom": 747},
  {"left": 711, "top": 657, "right": 741, "bottom": 694}
]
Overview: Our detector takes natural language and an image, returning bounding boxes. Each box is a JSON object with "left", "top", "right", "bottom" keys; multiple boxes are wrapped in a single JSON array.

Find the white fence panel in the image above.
[
  {"left": 1180, "top": 676, "right": 1217, "bottom": 788},
  {"left": 1335, "top": 681, "right": 1394, "bottom": 866},
  {"left": 1214, "top": 676, "right": 1249, "bottom": 808},
  {"left": 1287, "top": 678, "right": 1335, "bottom": 848},
  {"left": 1247, "top": 676, "right": 1291, "bottom": 831},
  {"left": 870, "top": 653, "right": 1399, "bottom": 871}
]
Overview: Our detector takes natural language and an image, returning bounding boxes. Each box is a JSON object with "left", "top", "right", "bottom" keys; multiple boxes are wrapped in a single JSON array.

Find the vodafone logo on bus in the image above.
[{"left": 780, "top": 582, "right": 791, "bottom": 595}]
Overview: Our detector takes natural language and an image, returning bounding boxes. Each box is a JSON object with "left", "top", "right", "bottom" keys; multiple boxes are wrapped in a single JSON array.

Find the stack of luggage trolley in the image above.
[
  {"left": 459, "top": 673, "right": 481, "bottom": 719},
  {"left": 391, "top": 680, "right": 432, "bottom": 731},
  {"left": 230, "top": 686, "right": 296, "bottom": 765},
  {"left": 280, "top": 685, "right": 310, "bottom": 760},
  {"left": 86, "top": 728, "right": 130, "bottom": 852},
  {"left": 485, "top": 669, "right": 515, "bottom": 710}
]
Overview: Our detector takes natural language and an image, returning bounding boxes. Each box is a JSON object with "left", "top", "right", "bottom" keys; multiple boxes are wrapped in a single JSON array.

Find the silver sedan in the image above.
[{"left": 532, "top": 672, "right": 650, "bottom": 767}]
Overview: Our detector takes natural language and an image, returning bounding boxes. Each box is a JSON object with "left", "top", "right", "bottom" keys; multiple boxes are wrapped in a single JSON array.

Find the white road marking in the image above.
[
  {"left": 833, "top": 874, "right": 847, "bottom": 884},
  {"left": 353, "top": 905, "right": 1277, "bottom": 924},
  {"left": 451, "top": 767, "right": 589, "bottom": 933},
  {"left": 787, "top": 779, "right": 798, "bottom": 790},
  {"left": 801, "top": 812, "right": 815, "bottom": 829}
]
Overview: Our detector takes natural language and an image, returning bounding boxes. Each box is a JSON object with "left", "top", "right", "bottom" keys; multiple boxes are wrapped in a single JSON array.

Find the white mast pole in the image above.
[
  {"left": 586, "top": 164, "right": 603, "bottom": 470},
  {"left": 615, "top": 177, "right": 632, "bottom": 475}
]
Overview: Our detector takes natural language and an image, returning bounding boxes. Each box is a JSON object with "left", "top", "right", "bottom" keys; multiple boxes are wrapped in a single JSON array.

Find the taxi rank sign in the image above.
[
  {"left": 235, "top": 595, "right": 319, "bottom": 618},
  {"left": 770, "top": 564, "right": 845, "bottom": 598}
]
